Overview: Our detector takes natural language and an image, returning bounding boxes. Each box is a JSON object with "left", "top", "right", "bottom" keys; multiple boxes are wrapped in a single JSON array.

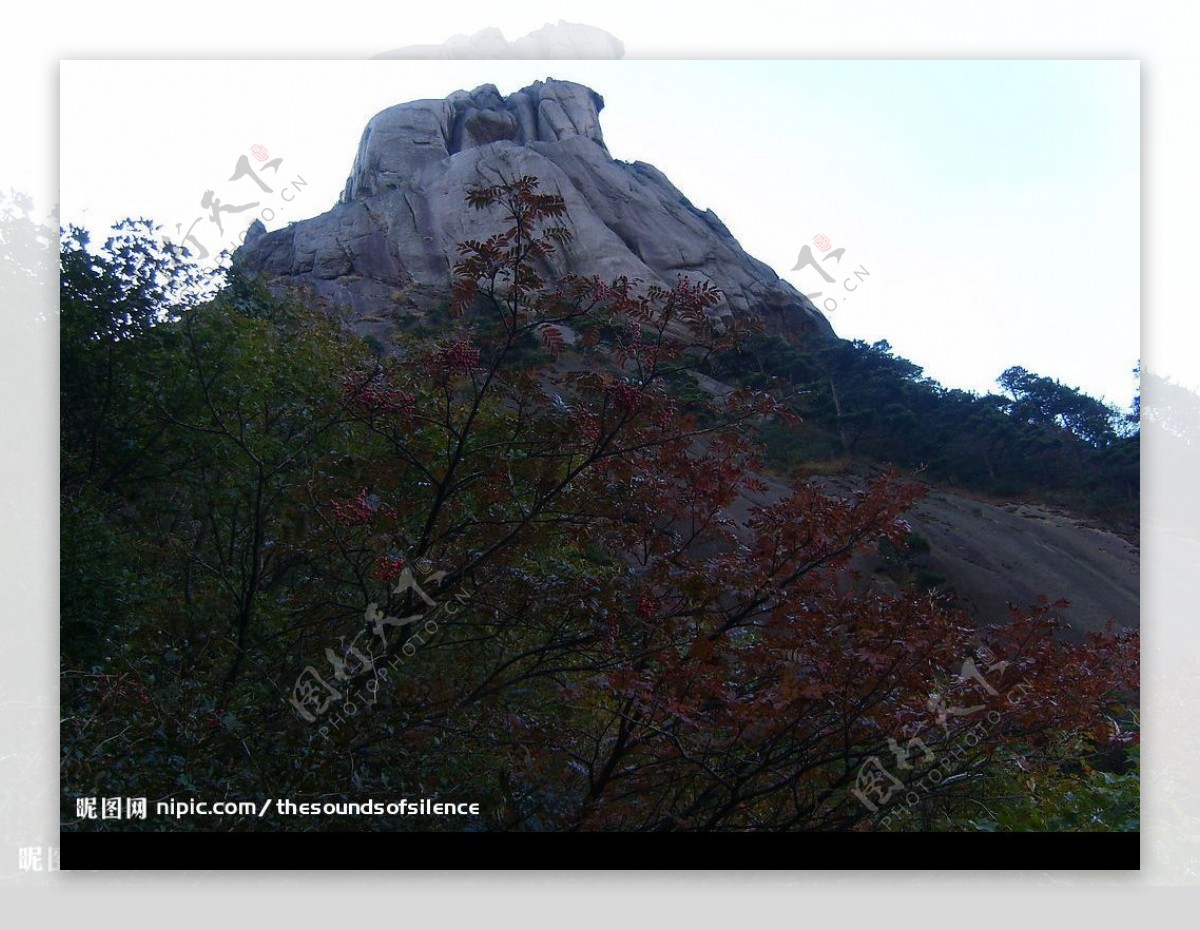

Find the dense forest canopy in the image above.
[
  {"left": 703, "top": 335, "right": 1139, "bottom": 534},
  {"left": 59, "top": 180, "right": 1138, "bottom": 833}
]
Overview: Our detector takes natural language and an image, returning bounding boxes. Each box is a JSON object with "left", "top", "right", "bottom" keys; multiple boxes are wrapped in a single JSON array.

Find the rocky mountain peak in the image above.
[
  {"left": 342, "top": 80, "right": 608, "bottom": 203},
  {"left": 237, "top": 79, "right": 834, "bottom": 346}
]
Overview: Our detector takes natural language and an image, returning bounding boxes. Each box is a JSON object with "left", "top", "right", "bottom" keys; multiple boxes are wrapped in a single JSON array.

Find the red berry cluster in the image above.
[
  {"left": 573, "top": 412, "right": 600, "bottom": 444},
  {"left": 371, "top": 554, "right": 407, "bottom": 585},
  {"left": 636, "top": 595, "right": 658, "bottom": 618},
  {"left": 341, "top": 373, "right": 415, "bottom": 414},
  {"left": 331, "top": 489, "right": 375, "bottom": 525},
  {"left": 434, "top": 341, "right": 481, "bottom": 375},
  {"left": 606, "top": 381, "right": 642, "bottom": 413}
]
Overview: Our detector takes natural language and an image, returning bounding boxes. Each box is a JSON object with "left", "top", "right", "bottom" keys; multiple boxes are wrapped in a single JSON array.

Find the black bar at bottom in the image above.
[{"left": 61, "top": 830, "right": 1140, "bottom": 872}]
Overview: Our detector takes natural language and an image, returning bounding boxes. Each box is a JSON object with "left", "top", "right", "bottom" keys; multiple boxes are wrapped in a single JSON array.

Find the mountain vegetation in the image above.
[{"left": 60, "top": 179, "right": 1139, "bottom": 832}]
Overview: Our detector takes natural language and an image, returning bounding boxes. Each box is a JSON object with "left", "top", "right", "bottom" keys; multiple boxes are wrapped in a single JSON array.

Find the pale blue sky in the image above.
[{"left": 60, "top": 60, "right": 1139, "bottom": 408}]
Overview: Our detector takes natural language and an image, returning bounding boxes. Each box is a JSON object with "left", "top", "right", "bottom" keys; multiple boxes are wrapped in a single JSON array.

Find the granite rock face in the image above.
[{"left": 236, "top": 79, "right": 833, "bottom": 346}]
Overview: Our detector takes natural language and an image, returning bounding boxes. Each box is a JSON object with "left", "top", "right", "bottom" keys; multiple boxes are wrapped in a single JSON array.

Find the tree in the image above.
[
  {"left": 279, "top": 177, "right": 1139, "bottom": 830},
  {"left": 997, "top": 365, "right": 1122, "bottom": 448},
  {"left": 61, "top": 179, "right": 1139, "bottom": 833}
]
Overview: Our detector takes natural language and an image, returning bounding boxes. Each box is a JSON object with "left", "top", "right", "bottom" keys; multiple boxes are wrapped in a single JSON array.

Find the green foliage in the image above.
[
  {"left": 60, "top": 189, "right": 1138, "bottom": 833},
  {"left": 998, "top": 365, "right": 1123, "bottom": 448},
  {"left": 705, "top": 335, "right": 1139, "bottom": 530},
  {"left": 889, "top": 732, "right": 1140, "bottom": 833},
  {"left": 905, "top": 531, "right": 932, "bottom": 554},
  {"left": 61, "top": 225, "right": 369, "bottom": 815}
]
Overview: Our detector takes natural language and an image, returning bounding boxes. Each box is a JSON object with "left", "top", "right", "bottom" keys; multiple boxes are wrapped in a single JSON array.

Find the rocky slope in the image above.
[
  {"left": 236, "top": 79, "right": 832, "bottom": 347},
  {"left": 903, "top": 491, "right": 1138, "bottom": 638},
  {"left": 731, "top": 471, "right": 1139, "bottom": 638}
]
